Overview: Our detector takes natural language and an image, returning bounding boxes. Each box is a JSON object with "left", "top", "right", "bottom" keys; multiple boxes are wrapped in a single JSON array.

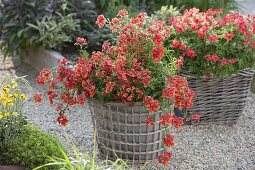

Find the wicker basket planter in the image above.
[
  {"left": 88, "top": 100, "right": 165, "bottom": 164},
  {"left": 183, "top": 68, "right": 254, "bottom": 125}
]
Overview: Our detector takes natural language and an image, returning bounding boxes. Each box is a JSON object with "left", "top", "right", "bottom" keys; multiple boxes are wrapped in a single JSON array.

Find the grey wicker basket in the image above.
[
  {"left": 88, "top": 101, "right": 165, "bottom": 164},
  {"left": 183, "top": 68, "right": 255, "bottom": 125}
]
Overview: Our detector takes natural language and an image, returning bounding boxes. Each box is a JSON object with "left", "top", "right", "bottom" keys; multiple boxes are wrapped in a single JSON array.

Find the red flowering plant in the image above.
[
  {"left": 34, "top": 9, "right": 197, "bottom": 165},
  {"left": 166, "top": 8, "right": 255, "bottom": 79}
]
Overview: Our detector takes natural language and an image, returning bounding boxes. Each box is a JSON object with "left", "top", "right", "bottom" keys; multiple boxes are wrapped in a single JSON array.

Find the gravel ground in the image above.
[{"left": 0, "top": 55, "right": 254, "bottom": 170}]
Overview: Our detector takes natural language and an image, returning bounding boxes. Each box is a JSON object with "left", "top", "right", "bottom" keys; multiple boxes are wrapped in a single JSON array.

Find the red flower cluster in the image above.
[
  {"left": 163, "top": 133, "right": 174, "bottom": 147},
  {"left": 96, "top": 15, "right": 106, "bottom": 28},
  {"left": 192, "top": 114, "right": 201, "bottom": 122},
  {"left": 74, "top": 37, "right": 87, "bottom": 46},
  {"left": 167, "top": 8, "right": 255, "bottom": 78},
  {"left": 158, "top": 151, "right": 172, "bottom": 165},
  {"left": 205, "top": 54, "right": 219, "bottom": 63},
  {"left": 56, "top": 114, "right": 68, "bottom": 126},
  {"left": 146, "top": 117, "right": 154, "bottom": 125},
  {"left": 163, "top": 76, "right": 195, "bottom": 109},
  {"left": 160, "top": 114, "right": 184, "bottom": 128},
  {"left": 35, "top": 10, "right": 195, "bottom": 165},
  {"left": 143, "top": 96, "right": 160, "bottom": 113},
  {"left": 36, "top": 68, "right": 51, "bottom": 85},
  {"left": 33, "top": 93, "right": 43, "bottom": 103}
]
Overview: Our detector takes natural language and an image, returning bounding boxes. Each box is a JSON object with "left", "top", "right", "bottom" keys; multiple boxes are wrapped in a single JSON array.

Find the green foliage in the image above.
[
  {"left": 27, "top": 13, "right": 76, "bottom": 51},
  {"left": 0, "top": 0, "right": 76, "bottom": 59},
  {"left": 94, "top": 0, "right": 239, "bottom": 18},
  {"left": 65, "top": 0, "right": 114, "bottom": 51},
  {"left": 0, "top": 124, "right": 66, "bottom": 170},
  {"left": 93, "top": 0, "right": 144, "bottom": 18},
  {"left": 149, "top": 0, "right": 239, "bottom": 13},
  {"left": 34, "top": 132, "right": 131, "bottom": 170},
  {"left": 154, "top": 5, "right": 180, "bottom": 21}
]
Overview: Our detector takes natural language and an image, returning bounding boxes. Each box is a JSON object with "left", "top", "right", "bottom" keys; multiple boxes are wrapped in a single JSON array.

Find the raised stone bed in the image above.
[
  {"left": 0, "top": 165, "right": 25, "bottom": 170},
  {"left": 26, "top": 48, "right": 63, "bottom": 71}
]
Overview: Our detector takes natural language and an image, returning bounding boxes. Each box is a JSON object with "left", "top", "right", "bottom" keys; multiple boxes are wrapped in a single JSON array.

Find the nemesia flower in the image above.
[
  {"left": 171, "top": 39, "right": 180, "bottom": 48},
  {"left": 160, "top": 114, "right": 173, "bottom": 126},
  {"left": 179, "top": 43, "right": 186, "bottom": 50},
  {"left": 186, "top": 48, "right": 197, "bottom": 58},
  {"left": 163, "top": 133, "right": 174, "bottom": 147},
  {"left": 56, "top": 114, "right": 68, "bottom": 126},
  {"left": 146, "top": 117, "right": 154, "bottom": 125},
  {"left": 152, "top": 46, "right": 164, "bottom": 62},
  {"left": 58, "top": 57, "right": 69, "bottom": 65},
  {"left": 37, "top": 68, "right": 51, "bottom": 85},
  {"left": 192, "top": 114, "right": 201, "bottom": 122},
  {"left": 96, "top": 15, "right": 106, "bottom": 28},
  {"left": 205, "top": 54, "right": 219, "bottom": 63},
  {"left": 223, "top": 32, "right": 234, "bottom": 40},
  {"left": 172, "top": 115, "right": 184, "bottom": 128},
  {"left": 33, "top": 93, "right": 43, "bottom": 103},
  {"left": 117, "top": 9, "right": 128, "bottom": 17},
  {"left": 74, "top": 37, "right": 87, "bottom": 46},
  {"left": 175, "top": 56, "right": 184, "bottom": 69},
  {"left": 143, "top": 96, "right": 160, "bottom": 113},
  {"left": 207, "top": 34, "right": 218, "bottom": 42},
  {"left": 158, "top": 154, "right": 170, "bottom": 165},
  {"left": 153, "top": 34, "right": 164, "bottom": 45},
  {"left": 229, "top": 58, "right": 237, "bottom": 64},
  {"left": 252, "top": 42, "right": 255, "bottom": 48},
  {"left": 56, "top": 103, "right": 63, "bottom": 112},
  {"left": 164, "top": 151, "right": 173, "bottom": 159},
  {"left": 220, "top": 58, "right": 229, "bottom": 65}
]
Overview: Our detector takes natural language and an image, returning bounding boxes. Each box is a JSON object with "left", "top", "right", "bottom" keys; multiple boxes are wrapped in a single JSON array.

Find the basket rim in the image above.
[
  {"left": 88, "top": 99, "right": 146, "bottom": 107},
  {"left": 181, "top": 67, "right": 254, "bottom": 79}
]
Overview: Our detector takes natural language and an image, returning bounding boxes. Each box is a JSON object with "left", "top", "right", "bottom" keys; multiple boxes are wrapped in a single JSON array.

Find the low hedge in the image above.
[{"left": 0, "top": 124, "right": 66, "bottom": 170}]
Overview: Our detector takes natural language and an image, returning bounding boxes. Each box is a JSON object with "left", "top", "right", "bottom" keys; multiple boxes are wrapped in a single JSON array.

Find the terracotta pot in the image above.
[{"left": 0, "top": 165, "right": 26, "bottom": 170}]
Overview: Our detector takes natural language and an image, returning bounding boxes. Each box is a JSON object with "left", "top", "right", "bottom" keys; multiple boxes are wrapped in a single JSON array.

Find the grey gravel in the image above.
[{"left": 0, "top": 55, "right": 254, "bottom": 170}]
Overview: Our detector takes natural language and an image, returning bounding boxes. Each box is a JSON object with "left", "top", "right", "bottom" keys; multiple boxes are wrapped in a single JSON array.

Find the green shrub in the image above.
[
  {"left": 27, "top": 13, "right": 76, "bottom": 51},
  {"left": 0, "top": 0, "right": 76, "bottom": 60},
  {"left": 0, "top": 124, "right": 66, "bottom": 170},
  {"left": 149, "top": 0, "right": 239, "bottom": 13},
  {"left": 0, "top": 0, "right": 113, "bottom": 59},
  {"left": 62, "top": 0, "right": 114, "bottom": 53},
  {"left": 153, "top": 5, "right": 180, "bottom": 21}
]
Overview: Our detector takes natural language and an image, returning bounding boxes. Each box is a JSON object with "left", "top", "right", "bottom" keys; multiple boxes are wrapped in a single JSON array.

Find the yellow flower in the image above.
[
  {"left": 7, "top": 102, "right": 14, "bottom": 107},
  {"left": 13, "top": 112, "right": 18, "bottom": 116},
  {"left": 12, "top": 81, "right": 18, "bottom": 88},
  {"left": 13, "top": 93, "right": 19, "bottom": 98},
  {"left": 1, "top": 97, "right": 8, "bottom": 105},
  {"left": 0, "top": 114, "right": 3, "bottom": 120},
  {"left": 20, "top": 94, "right": 27, "bottom": 100},
  {"left": 5, "top": 112, "right": 10, "bottom": 117},
  {"left": 3, "top": 87, "right": 10, "bottom": 93}
]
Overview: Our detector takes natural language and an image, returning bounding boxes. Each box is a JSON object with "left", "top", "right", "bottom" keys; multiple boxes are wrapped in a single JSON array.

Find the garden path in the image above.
[{"left": 0, "top": 54, "right": 254, "bottom": 170}]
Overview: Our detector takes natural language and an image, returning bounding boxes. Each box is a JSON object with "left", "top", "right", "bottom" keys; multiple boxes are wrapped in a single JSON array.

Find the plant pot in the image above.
[
  {"left": 183, "top": 68, "right": 255, "bottom": 125},
  {"left": 88, "top": 100, "right": 165, "bottom": 164},
  {"left": 0, "top": 165, "right": 25, "bottom": 170}
]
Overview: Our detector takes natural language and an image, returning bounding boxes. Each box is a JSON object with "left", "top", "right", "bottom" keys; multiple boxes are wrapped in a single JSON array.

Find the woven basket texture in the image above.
[
  {"left": 183, "top": 68, "right": 255, "bottom": 125},
  {"left": 88, "top": 101, "right": 165, "bottom": 164}
]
